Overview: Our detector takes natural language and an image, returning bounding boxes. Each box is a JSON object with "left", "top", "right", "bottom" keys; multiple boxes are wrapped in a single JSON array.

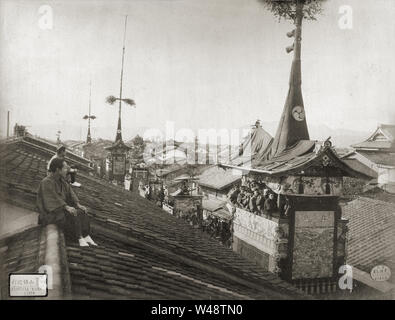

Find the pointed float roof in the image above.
[
  {"left": 268, "top": 10, "right": 309, "bottom": 160},
  {"left": 105, "top": 138, "right": 131, "bottom": 152}
]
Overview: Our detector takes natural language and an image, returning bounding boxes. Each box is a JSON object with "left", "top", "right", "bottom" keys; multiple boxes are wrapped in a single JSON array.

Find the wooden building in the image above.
[
  {"left": 197, "top": 165, "right": 242, "bottom": 201},
  {"left": 343, "top": 124, "right": 395, "bottom": 193}
]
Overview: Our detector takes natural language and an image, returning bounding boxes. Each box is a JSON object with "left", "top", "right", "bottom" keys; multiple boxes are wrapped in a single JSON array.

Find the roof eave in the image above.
[{"left": 222, "top": 147, "right": 374, "bottom": 180}]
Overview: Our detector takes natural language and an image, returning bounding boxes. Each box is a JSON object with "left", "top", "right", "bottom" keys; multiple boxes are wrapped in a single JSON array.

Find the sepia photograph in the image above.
[{"left": 0, "top": 0, "right": 394, "bottom": 309}]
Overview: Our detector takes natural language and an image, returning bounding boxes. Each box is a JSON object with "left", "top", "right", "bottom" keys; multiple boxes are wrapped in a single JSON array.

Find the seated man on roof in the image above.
[
  {"left": 47, "top": 145, "right": 81, "bottom": 187},
  {"left": 37, "top": 158, "right": 97, "bottom": 247}
]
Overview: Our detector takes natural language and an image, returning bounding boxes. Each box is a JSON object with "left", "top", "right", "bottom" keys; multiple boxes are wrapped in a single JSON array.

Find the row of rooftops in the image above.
[{"left": 167, "top": 123, "right": 394, "bottom": 191}]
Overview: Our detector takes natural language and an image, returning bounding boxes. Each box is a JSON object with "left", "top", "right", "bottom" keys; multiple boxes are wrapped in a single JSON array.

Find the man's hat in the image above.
[{"left": 57, "top": 145, "right": 66, "bottom": 153}]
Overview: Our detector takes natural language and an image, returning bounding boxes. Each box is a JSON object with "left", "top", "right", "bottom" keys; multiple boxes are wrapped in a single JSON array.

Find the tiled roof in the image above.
[
  {"left": 357, "top": 151, "right": 395, "bottom": 167},
  {"left": 224, "top": 144, "right": 373, "bottom": 180},
  {"left": 362, "top": 187, "right": 395, "bottom": 204},
  {"left": 0, "top": 139, "right": 304, "bottom": 299},
  {"left": 198, "top": 165, "right": 241, "bottom": 190},
  {"left": 0, "top": 226, "right": 42, "bottom": 299},
  {"left": 342, "top": 197, "right": 395, "bottom": 273},
  {"left": 202, "top": 198, "right": 227, "bottom": 212},
  {"left": 341, "top": 159, "right": 378, "bottom": 179},
  {"left": 0, "top": 226, "right": 42, "bottom": 275},
  {"left": 105, "top": 139, "right": 131, "bottom": 151},
  {"left": 66, "top": 232, "right": 265, "bottom": 299},
  {"left": 2, "top": 135, "right": 92, "bottom": 172}
]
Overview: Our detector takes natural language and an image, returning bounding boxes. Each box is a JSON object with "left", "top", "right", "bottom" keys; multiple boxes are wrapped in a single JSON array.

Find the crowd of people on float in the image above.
[{"left": 226, "top": 180, "right": 283, "bottom": 217}]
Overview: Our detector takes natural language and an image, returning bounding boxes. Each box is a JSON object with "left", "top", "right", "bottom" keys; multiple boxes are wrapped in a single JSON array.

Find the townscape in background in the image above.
[{"left": 1, "top": 0, "right": 394, "bottom": 301}]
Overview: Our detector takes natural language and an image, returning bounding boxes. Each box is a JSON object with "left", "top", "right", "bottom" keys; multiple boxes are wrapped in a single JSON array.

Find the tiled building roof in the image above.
[
  {"left": 362, "top": 187, "right": 395, "bottom": 204},
  {"left": 224, "top": 143, "right": 374, "bottom": 180},
  {"left": 357, "top": 152, "right": 395, "bottom": 167},
  {"left": 0, "top": 138, "right": 304, "bottom": 299},
  {"left": 340, "top": 159, "right": 378, "bottom": 179},
  {"left": 202, "top": 198, "right": 227, "bottom": 212},
  {"left": 352, "top": 141, "right": 393, "bottom": 150},
  {"left": 352, "top": 124, "right": 395, "bottom": 151},
  {"left": 198, "top": 165, "right": 241, "bottom": 190},
  {"left": 342, "top": 197, "right": 395, "bottom": 273},
  {"left": 0, "top": 226, "right": 42, "bottom": 289}
]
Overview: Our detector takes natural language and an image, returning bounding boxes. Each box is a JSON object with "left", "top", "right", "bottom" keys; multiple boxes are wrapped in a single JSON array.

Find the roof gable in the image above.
[
  {"left": 352, "top": 124, "right": 395, "bottom": 150},
  {"left": 379, "top": 124, "right": 395, "bottom": 142}
]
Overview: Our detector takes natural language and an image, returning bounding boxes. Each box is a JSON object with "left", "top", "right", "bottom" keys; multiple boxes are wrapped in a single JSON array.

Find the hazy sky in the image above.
[{"left": 1, "top": 0, "right": 394, "bottom": 141}]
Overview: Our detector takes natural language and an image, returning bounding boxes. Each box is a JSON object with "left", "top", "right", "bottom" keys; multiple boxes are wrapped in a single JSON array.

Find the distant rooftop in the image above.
[{"left": 352, "top": 124, "right": 395, "bottom": 151}]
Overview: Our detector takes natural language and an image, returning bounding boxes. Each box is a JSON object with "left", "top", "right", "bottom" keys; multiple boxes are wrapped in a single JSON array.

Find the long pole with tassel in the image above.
[
  {"left": 105, "top": 15, "right": 135, "bottom": 142},
  {"left": 88, "top": 80, "right": 92, "bottom": 140},
  {"left": 83, "top": 80, "right": 96, "bottom": 144},
  {"left": 116, "top": 15, "right": 128, "bottom": 142}
]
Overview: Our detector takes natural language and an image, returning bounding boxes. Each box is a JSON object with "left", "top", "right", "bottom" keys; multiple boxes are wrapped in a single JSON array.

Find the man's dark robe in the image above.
[{"left": 36, "top": 173, "right": 79, "bottom": 224}]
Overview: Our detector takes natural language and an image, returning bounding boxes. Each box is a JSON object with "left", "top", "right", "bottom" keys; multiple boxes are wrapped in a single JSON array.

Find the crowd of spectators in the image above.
[
  {"left": 138, "top": 181, "right": 171, "bottom": 207},
  {"left": 227, "top": 179, "right": 289, "bottom": 218}
]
